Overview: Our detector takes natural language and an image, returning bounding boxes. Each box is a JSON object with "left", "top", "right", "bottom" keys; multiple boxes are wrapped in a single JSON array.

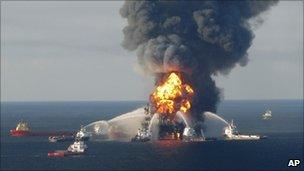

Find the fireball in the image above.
[{"left": 150, "top": 72, "right": 194, "bottom": 114}]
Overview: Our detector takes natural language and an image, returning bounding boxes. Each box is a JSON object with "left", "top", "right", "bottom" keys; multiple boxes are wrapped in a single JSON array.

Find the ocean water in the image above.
[{"left": 1, "top": 100, "right": 303, "bottom": 171}]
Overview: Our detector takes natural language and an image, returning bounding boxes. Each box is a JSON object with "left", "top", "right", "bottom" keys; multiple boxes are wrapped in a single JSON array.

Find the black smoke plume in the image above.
[{"left": 120, "top": 1, "right": 278, "bottom": 120}]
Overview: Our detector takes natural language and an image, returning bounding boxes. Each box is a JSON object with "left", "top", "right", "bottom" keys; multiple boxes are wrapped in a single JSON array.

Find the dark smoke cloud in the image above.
[{"left": 120, "top": 1, "right": 278, "bottom": 120}]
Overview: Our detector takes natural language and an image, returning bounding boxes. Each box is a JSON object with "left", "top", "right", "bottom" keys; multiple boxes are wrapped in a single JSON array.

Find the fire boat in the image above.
[
  {"left": 223, "top": 120, "right": 265, "bottom": 140},
  {"left": 48, "top": 140, "right": 88, "bottom": 157},
  {"left": 75, "top": 126, "right": 91, "bottom": 141},
  {"left": 131, "top": 128, "right": 151, "bottom": 142},
  {"left": 48, "top": 125, "right": 91, "bottom": 143}
]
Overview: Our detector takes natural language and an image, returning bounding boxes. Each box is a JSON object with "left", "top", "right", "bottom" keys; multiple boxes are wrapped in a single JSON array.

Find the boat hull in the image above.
[
  {"left": 226, "top": 134, "right": 261, "bottom": 140},
  {"left": 48, "top": 151, "right": 66, "bottom": 157},
  {"left": 10, "top": 130, "right": 30, "bottom": 137},
  {"left": 10, "top": 129, "right": 74, "bottom": 137},
  {"left": 47, "top": 150, "right": 85, "bottom": 157},
  {"left": 131, "top": 137, "right": 150, "bottom": 142}
]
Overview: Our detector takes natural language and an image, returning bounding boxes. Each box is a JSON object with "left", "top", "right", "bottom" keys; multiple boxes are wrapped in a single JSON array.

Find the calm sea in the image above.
[{"left": 1, "top": 100, "right": 303, "bottom": 171}]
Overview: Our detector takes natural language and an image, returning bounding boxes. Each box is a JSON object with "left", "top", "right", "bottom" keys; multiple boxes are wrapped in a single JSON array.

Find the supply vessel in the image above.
[
  {"left": 223, "top": 120, "right": 265, "bottom": 140},
  {"left": 9, "top": 120, "right": 30, "bottom": 136},
  {"left": 10, "top": 120, "right": 74, "bottom": 137}
]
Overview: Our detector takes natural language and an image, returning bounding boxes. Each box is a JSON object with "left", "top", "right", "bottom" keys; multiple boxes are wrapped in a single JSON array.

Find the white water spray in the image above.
[
  {"left": 176, "top": 111, "right": 190, "bottom": 127},
  {"left": 147, "top": 113, "right": 159, "bottom": 140},
  {"left": 148, "top": 113, "right": 159, "bottom": 132},
  {"left": 204, "top": 112, "right": 229, "bottom": 125},
  {"left": 202, "top": 111, "right": 229, "bottom": 138},
  {"left": 84, "top": 107, "right": 146, "bottom": 141}
]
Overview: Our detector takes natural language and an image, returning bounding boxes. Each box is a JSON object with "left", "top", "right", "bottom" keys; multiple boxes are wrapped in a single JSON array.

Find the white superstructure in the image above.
[
  {"left": 223, "top": 120, "right": 260, "bottom": 140},
  {"left": 182, "top": 127, "right": 196, "bottom": 139},
  {"left": 131, "top": 129, "right": 151, "bottom": 142},
  {"left": 262, "top": 110, "right": 272, "bottom": 120},
  {"left": 67, "top": 141, "right": 87, "bottom": 153}
]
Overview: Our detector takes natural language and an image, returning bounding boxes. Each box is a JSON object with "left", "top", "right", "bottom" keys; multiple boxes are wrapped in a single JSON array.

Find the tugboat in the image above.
[
  {"left": 48, "top": 135, "right": 75, "bottom": 143},
  {"left": 48, "top": 140, "right": 87, "bottom": 157},
  {"left": 182, "top": 127, "right": 205, "bottom": 142},
  {"left": 131, "top": 129, "right": 151, "bottom": 142},
  {"left": 75, "top": 126, "right": 91, "bottom": 141},
  {"left": 223, "top": 120, "right": 261, "bottom": 140},
  {"left": 262, "top": 109, "right": 272, "bottom": 120},
  {"left": 67, "top": 140, "right": 87, "bottom": 153},
  {"left": 182, "top": 127, "right": 197, "bottom": 141},
  {"left": 10, "top": 120, "right": 30, "bottom": 137}
]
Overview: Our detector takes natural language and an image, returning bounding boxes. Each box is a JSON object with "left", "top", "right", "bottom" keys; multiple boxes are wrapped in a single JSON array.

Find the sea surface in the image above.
[{"left": 1, "top": 100, "right": 303, "bottom": 171}]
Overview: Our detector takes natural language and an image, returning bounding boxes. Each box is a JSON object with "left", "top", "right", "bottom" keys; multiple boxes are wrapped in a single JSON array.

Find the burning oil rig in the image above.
[{"left": 132, "top": 72, "right": 204, "bottom": 142}]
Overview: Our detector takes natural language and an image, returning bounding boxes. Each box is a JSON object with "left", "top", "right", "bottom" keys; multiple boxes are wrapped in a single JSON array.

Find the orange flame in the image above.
[{"left": 150, "top": 72, "right": 194, "bottom": 114}]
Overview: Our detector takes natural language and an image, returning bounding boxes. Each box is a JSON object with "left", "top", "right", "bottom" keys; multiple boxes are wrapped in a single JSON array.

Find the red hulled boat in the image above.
[
  {"left": 48, "top": 140, "right": 87, "bottom": 157},
  {"left": 10, "top": 121, "right": 74, "bottom": 137},
  {"left": 10, "top": 120, "right": 30, "bottom": 137}
]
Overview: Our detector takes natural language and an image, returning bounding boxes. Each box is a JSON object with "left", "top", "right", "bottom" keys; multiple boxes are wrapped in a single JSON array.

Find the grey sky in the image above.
[{"left": 1, "top": 1, "right": 303, "bottom": 101}]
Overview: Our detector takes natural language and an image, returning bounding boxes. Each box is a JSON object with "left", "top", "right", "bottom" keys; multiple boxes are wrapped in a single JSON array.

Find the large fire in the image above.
[{"left": 150, "top": 72, "right": 194, "bottom": 114}]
